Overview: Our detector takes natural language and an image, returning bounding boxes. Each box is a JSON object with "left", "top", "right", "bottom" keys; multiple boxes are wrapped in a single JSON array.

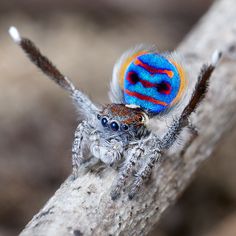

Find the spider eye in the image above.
[
  {"left": 110, "top": 121, "right": 119, "bottom": 131},
  {"left": 121, "top": 124, "right": 129, "bottom": 131},
  {"left": 128, "top": 72, "right": 139, "bottom": 85},
  {"left": 138, "top": 115, "right": 145, "bottom": 123},
  {"left": 97, "top": 114, "right": 101, "bottom": 120},
  {"left": 156, "top": 81, "right": 171, "bottom": 95},
  {"left": 101, "top": 117, "right": 108, "bottom": 127}
]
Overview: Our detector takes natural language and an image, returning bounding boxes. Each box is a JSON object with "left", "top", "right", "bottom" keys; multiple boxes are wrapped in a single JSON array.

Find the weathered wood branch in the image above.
[{"left": 20, "top": 0, "right": 236, "bottom": 235}]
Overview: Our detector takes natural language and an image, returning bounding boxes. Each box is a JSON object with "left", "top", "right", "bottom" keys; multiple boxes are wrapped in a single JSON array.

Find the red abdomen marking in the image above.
[
  {"left": 125, "top": 89, "right": 168, "bottom": 106},
  {"left": 134, "top": 59, "right": 174, "bottom": 78}
]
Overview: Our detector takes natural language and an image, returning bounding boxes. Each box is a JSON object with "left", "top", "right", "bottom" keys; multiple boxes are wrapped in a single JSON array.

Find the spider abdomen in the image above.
[
  {"left": 111, "top": 47, "right": 187, "bottom": 114},
  {"left": 124, "top": 53, "right": 186, "bottom": 113}
]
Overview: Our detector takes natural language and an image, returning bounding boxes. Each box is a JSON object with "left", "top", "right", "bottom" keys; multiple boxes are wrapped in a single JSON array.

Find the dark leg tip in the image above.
[
  {"left": 72, "top": 167, "right": 79, "bottom": 180},
  {"left": 110, "top": 162, "right": 114, "bottom": 167},
  {"left": 128, "top": 193, "right": 135, "bottom": 200},
  {"left": 71, "top": 174, "right": 77, "bottom": 181},
  {"left": 110, "top": 191, "right": 120, "bottom": 201}
]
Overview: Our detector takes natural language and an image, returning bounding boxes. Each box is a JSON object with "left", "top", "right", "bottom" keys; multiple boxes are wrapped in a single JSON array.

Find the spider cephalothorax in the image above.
[
  {"left": 97, "top": 104, "right": 149, "bottom": 140},
  {"left": 9, "top": 27, "right": 221, "bottom": 200}
]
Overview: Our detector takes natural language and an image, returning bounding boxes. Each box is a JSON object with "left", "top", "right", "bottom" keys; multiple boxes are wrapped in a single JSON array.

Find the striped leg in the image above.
[
  {"left": 72, "top": 121, "right": 91, "bottom": 178},
  {"left": 110, "top": 145, "right": 144, "bottom": 200},
  {"left": 128, "top": 152, "right": 161, "bottom": 200}
]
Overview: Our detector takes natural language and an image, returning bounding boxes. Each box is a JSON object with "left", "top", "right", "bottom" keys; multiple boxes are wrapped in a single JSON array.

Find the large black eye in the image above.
[
  {"left": 97, "top": 114, "right": 101, "bottom": 120},
  {"left": 101, "top": 117, "right": 108, "bottom": 127},
  {"left": 156, "top": 81, "right": 171, "bottom": 95},
  {"left": 110, "top": 121, "right": 119, "bottom": 131},
  {"left": 128, "top": 72, "right": 139, "bottom": 84},
  {"left": 121, "top": 124, "right": 129, "bottom": 131}
]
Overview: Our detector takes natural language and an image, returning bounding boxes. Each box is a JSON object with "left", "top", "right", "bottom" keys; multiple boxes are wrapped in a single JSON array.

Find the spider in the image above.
[{"left": 9, "top": 26, "right": 221, "bottom": 200}]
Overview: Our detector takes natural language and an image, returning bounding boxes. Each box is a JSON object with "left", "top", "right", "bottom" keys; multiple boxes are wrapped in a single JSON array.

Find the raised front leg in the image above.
[{"left": 9, "top": 27, "right": 99, "bottom": 119}]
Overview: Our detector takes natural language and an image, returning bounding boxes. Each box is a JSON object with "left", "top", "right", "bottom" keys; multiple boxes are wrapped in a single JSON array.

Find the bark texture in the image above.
[{"left": 20, "top": 0, "right": 236, "bottom": 235}]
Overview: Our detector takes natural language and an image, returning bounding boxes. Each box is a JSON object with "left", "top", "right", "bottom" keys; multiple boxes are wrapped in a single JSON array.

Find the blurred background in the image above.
[{"left": 0, "top": 0, "right": 236, "bottom": 235}]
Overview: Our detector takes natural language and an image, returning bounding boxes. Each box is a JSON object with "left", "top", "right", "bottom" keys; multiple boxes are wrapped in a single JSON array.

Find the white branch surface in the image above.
[{"left": 20, "top": 0, "right": 236, "bottom": 235}]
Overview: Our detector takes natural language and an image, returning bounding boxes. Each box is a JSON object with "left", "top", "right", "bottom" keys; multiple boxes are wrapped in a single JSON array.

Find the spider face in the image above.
[{"left": 97, "top": 104, "right": 149, "bottom": 139}]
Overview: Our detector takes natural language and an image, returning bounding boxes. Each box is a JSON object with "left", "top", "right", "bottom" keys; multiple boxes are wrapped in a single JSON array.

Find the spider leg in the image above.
[
  {"left": 128, "top": 151, "right": 161, "bottom": 200},
  {"left": 9, "top": 26, "right": 98, "bottom": 118},
  {"left": 72, "top": 121, "right": 92, "bottom": 179},
  {"left": 128, "top": 51, "right": 222, "bottom": 199},
  {"left": 110, "top": 144, "right": 145, "bottom": 200}
]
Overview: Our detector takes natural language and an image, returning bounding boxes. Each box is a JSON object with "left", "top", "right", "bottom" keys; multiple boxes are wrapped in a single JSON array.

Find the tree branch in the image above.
[{"left": 20, "top": 0, "right": 236, "bottom": 235}]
